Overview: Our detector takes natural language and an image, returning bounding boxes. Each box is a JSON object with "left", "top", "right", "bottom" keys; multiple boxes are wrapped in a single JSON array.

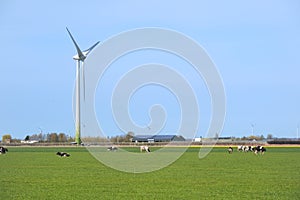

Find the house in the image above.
[
  {"left": 21, "top": 140, "right": 39, "bottom": 144},
  {"left": 193, "top": 137, "right": 202, "bottom": 142}
]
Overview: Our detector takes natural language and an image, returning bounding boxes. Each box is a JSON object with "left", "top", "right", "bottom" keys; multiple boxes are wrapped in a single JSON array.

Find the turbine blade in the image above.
[
  {"left": 66, "top": 27, "right": 85, "bottom": 60},
  {"left": 83, "top": 41, "right": 100, "bottom": 55}
]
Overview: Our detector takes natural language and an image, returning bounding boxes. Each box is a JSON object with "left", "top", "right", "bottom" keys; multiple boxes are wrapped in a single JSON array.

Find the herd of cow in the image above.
[
  {"left": 1, "top": 145, "right": 266, "bottom": 156},
  {"left": 228, "top": 145, "right": 266, "bottom": 155},
  {"left": 107, "top": 145, "right": 151, "bottom": 152},
  {"left": 0, "top": 146, "right": 71, "bottom": 157}
]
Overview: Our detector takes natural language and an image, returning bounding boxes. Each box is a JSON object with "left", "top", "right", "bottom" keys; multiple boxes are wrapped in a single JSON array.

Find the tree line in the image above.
[
  {"left": 1, "top": 133, "right": 74, "bottom": 143},
  {"left": 1, "top": 132, "right": 135, "bottom": 144}
]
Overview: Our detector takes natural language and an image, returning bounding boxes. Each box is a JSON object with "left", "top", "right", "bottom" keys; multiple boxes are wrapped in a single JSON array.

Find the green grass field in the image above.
[{"left": 1, "top": 147, "right": 299, "bottom": 199}]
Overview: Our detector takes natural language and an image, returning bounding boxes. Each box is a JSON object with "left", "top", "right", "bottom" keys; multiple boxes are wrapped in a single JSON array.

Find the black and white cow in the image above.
[
  {"left": 244, "top": 146, "right": 253, "bottom": 152},
  {"left": 56, "top": 152, "right": 70, "bottom": 157},
  {"left": 237, "top": 145, "right": 254, "bottom": 152},
  {"left": 237, "top": 145, "right": 244, "bottom": 152},
  {"left": 0, "top": 146, "right": 8, "bottom": 154},
  {"left": 140, "top": 146, "right": 150, "bottom": 153},
  {"left": 252, "top": 146, "right": 266, "bottom": 155},
  {"left": 228, "top": 147, "right": 233, "bottom": 154},
  {"left": 107, "top": 146, "right": 118, "bottom": 151}
]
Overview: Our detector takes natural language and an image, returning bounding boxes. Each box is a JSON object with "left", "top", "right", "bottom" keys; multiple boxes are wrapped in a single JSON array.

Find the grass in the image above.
[{"left": 0, "top": 147, "right": 299, "bottom": 199}]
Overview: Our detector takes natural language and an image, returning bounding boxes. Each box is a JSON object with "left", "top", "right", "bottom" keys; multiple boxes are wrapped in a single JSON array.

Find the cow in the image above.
[
  {"left": 107, "top": 146, "right": 118, "bottom": 151},
  {"left": 252, "top": 146, "right": 266, "bottom": 155},
  {"left": 237, "top": 145, "right": 244, "bottom": 152},
  {"left": 140, "top": 146, "right": 150, "bottom": 153},
  {"left": 56, "top": 152, "right": 70, "bottom": 157},
  {"left": 243, "top": 146, "right": 253, "bottom": 152},
  {"left": 0, "top": 146, "right": 8, "bottom": 154},
  {"left": 228, "top": 147, "right": 233, "bottom": 154},
  {"left": 237, "top": 145, "right": 254, "bottom": 152}
]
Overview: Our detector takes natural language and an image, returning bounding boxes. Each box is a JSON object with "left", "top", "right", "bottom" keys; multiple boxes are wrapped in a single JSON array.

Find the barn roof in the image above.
[{"left": 153, "top": 135, "right": 176, "bottom": 141}]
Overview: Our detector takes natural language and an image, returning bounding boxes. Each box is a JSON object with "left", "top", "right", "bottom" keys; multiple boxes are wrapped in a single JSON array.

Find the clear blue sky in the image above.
[{"left": 0, "top": 0, "right": 299, "bottom": 139}]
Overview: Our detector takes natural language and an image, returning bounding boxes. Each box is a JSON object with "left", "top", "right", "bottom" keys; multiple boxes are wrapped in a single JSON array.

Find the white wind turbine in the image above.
[{"left": 66, "top": 27, "right": 100, "bottom": 145}]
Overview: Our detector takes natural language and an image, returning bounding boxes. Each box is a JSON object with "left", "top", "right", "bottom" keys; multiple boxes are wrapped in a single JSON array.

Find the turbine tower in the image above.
[{"left": 66, "top": 27, "right": 100, "bottom": 145}]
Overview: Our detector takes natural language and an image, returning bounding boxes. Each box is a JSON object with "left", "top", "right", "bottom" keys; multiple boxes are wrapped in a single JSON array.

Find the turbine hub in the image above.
[{"left": 72, "top": 54, "right": 86, "bottom": 61}]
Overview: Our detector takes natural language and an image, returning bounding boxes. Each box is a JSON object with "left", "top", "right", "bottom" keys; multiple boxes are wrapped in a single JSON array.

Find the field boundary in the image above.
[{"left": 2, "top": 144, "right": 300, "bottom": 148}]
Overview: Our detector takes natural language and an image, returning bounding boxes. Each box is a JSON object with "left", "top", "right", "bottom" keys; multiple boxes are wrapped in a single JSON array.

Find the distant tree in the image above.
[
  {"left": 110, "top": 132, "right": 134, "bottom": 143},
  {"left": 58, "top": 133, "right": 67, "bottom": 143},
  {"left": 30, "top": 134, "right": 39, "bottom": 140},
  {"left": 248, "top": 135, "right": 264, "bottom": 140},
  {"left": 215, "top": 133, "right": 219, "bottom": 139},
  {"left": 125, "top": 132, "right": 134, "bottom": 142},
  {"left": 24, "top": 135, "right": 30, "bottom": 141},
  {"left": 2, "top": 134, "right": 12, "bottom": 142},
  {"left": 110, "top": 135, "right": 118, "bottom": 143},
  {"left": 46, "top": 133, "right": 51, "bottom": 142},
  {"left": 49, "top": 133, "right": 58, "bottom": 143},
  {"left": 259, "top": 135, "right": 265, "bottom": 140},
  {"left": 11, "top": 138, "right": 21, "bottom": 143},
  {"left": 67, "top": 135, "right": 74, "bottom": 142},
  {"left": 241, "top": 136, "right": 247, "bottom": 140},
  {"left": 37, "top": 133, "right": 44, "bottom": 141},
  {"left": 267, "top": 134, "right": 273, "bottom": 140}
]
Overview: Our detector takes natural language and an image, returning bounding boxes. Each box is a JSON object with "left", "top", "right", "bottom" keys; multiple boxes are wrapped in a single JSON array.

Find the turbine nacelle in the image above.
[
  {"left": 72, "top": 54, "right": 86, "bottom": 61},
  {"left": 72, "top": 53, "right": 86, "bottom": 61},
  {"left": 72, "top": 41, "right": 100, "bottom": 61}
]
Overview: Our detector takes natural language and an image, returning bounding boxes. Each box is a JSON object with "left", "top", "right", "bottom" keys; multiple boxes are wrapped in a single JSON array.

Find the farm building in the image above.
[{"left": 132, "top": 135, "right": 185, "bottom": 143}]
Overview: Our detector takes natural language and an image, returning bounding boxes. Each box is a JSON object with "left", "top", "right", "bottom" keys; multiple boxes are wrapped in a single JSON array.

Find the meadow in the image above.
[{"left": 0, "top": 146, "right": 299, "bottom": 199}]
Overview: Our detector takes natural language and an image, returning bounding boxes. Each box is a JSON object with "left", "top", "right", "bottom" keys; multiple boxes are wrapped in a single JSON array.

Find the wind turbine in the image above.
[
  {"left": 251, "top": 123, "right": 255, "bottom": 135},
  {"left": 66, "top": 27, "right": 100, "bottom": 145},
  {"left": 297, "top": 123, "right": 299, "bottom": 140}
]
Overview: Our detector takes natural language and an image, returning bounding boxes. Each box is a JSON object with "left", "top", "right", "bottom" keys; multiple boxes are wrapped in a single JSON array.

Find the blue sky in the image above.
[{"left": 0, "top": 0, "right": 299, "bottom": 139}]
